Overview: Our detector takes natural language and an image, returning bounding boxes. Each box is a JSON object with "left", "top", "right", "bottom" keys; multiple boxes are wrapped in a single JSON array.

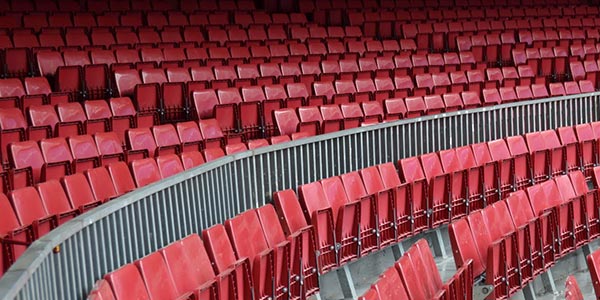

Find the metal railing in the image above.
[{"left": 0, "top": 93, "right": 598, "bottom": 300}]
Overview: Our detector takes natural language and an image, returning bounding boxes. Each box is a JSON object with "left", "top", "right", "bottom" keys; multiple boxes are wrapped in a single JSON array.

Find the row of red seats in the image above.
[
  {"left": 82, "top": 118, "right": 597, "bottom": 299},
  {"left": 0, "top": 117, "right": 241, "bottom": 188},
  {"left": 273, "top": 119, "right": 600, "bottom": 274},
  {"left": 359, "top": 239, "right": 473, "bottom": 300},
  {"left": 449, "top": 169, "right": 596, "bottom": 299},
  {"left": 0, "top": 150, "right": 219, "bottom": 278},
  {"left": 270, "top": 81, "right": 594, "bottom": 137},
  {"left": 89, "top": 199, "right": 318, "bottom": 300},
  {"left": 0, "top": 11, "right": 311, "bottom": 31},
  {"left": 0, "top": 24, "right": 366, "bottom": 51},
  {"left": 301, "top": 0, "right": 584, "bottom": 11},
  {"left": 345, "top": 5, "right": 599, "bottom": 22},
  {"left": 0, "top": 0, "right": 257, "bottom": 13}
]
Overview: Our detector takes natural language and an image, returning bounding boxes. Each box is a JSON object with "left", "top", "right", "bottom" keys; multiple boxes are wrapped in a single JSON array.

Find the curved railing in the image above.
[{"left": 0, "top": 93, "right": 599, "bottom": 300}]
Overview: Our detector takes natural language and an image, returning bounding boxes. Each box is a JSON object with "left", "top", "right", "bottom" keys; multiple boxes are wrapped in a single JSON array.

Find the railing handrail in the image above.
[{"left": 1, "top": 92, "right": 597, "bottom": 300}]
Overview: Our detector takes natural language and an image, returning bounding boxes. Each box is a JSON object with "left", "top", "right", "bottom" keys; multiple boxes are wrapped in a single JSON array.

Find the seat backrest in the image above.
[
  {"left": 298, "top": 181, "right": 332, "bottom": 218},
  {"left": 130, "top": 158, "right": 161, "bottom": 188},
  {"left": 587, "top": 249, "right": 600, "bottom": 297},
  {"left": 273, "top": 108, "right": 300, "bottom": 136},
  {"left": 127, "top": 128, "right": 157, "bottom": 155},
  {"left": 398, "top": 157, "right": 425, "bottom": 183},
  {"left": 198, "top": 119, "right": 224, "bottom": 139},
  {"left": 152, "top": 124, "right": 180, "bottom": 148},
  {"left": 0, "top": 108, "right": 27, "bottom": 130},
  {"left": 135, "top": 252, "right": 179, "bottom": 300},
  {"left": 37, "top": 180, "right": 74, "bottom": 215},
  {"left": 104, "top": 264, "right": 150, "bottom": 300},
  {"left": 85, "top": 167, "right": 118, "bottom": 201},
  {"left": 202, "top": 224, "right": 238, "bottom": 273},
  {"left": 161, "top": 234, "right": 215, "bottom": 295},
  {"left": 9, "top": 186, "right": 49, "bottom": 227},
  {"left": 9, "top": 141, "right": 44, "bottom": 180},
  {"left": 273, "top": 189, "right": 309, "bottom": 235},
  {"left": 107, "top": 161, "right": 136, "bottom": 195},
  {"left": 0, "top": 78, "right": 25, "bottom": 98},
  {"left": 156, "top": 154, "right": 184, "bottom": 178},
  {"left": 373, "top": 267, "right": 408, "bottom": 300},
  {"left": 62, "top": 173, "right": 97, "bottom": 209},
  {"left": 226, "top": 209, "right": 270, "bottom": 269},
  {"left": 28, "top": 105, "right": 59, "bottom": 128}
]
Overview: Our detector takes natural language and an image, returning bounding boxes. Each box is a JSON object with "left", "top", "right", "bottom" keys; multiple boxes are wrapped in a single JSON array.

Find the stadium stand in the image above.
[{"left": 1, "top": 0, "right": 600, "bottom": 299}]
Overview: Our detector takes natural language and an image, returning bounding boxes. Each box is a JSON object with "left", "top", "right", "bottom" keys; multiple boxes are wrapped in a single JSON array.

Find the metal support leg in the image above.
[
  {"left": 540, "top": 270, "right": 558, "bottom": 295},
  {"left": 430, "top": 229, "right": 448, "bottom": 258},
  {"left": 522, "top": 283, "right": 537, "bottom": 300},
  {"left": 582, "top": 243, "right": 593, "bottom": 258},
  {"left": 336, "top": 265, "right": 357, "bottom": 299},
  {"left": 391, "top": 242, "right": 405, "bottom": 260}
]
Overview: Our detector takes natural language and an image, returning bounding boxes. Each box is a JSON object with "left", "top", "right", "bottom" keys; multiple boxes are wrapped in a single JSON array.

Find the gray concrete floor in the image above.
[{"left": 315, "top": 228, "right": 600, "bottom": 300}]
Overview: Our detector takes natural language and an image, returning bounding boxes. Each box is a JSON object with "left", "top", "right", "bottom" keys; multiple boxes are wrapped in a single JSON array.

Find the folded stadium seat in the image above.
[
  {"left": 177, "top": 149, "right": 205, "bottom": 170},
  {"left": 442, "top": 93, "right": 464, "bottom": 112},
  {"left": 114, "top": 31, "right": 140, "bottom": 49},
  {"left": 0, "top": 108, "right": 27, "bottom": 163},
  {"left": 159, "top": 235, "right": 221, "bottom": 300},
  {"left": 448, "top": 71, "right": 468, "bottom": 93},
  {"left": 0, "top": 78, "right": 25, "bottom": 109},
  {"left": 319, "top": 60, "right": 340, "bottom": 83},
  {"left": 354, "top": 78, "right": 376, "bottom": 103},
  {"left": 154, "top": 154, "right": 184, "bottom": 179},
  {"left": 260, "top": 85, "right": 285, "bottom": 134},
  {"left": 139, "top": 48, "right": 164, "bottom": 69},
  {"left": 199, "top": 118, "right": 231, "bottom": 149},
  {"left": 104, "top": 263, "right": 152, "bottom": 300},
  {"left": 25, "top": 77, "right": 70, "bottom": 106},
  {"left": 273, "top": 108, "right": 307, "bottom": 137},
  {"left": 579, "top": 80, "right": 595, "bottom": 93},
  {"left": 575, "top": 124, "right": 597, "bottom": 178},
  {"left": 556, "top": 127, "right": 580, "bottom": 174},
  {"left": 431, "top": 73, "right": 451, "bottom": 95},
  {"left": 298, "top": 61, "right": 320, "bottom": 87},
  {"left": 361, "top": 102, "right": 384, "bottom": 125},
  {"left": 227, "top": 208, "right": 291, "bottom": 300},
  {"left": 94, "top": 131, "right": 126, "bottom": 166},
  {"left": 381, "top": 98, "right": 405, "bottom": 121},
  {"left": 38, "top": 137, "right": 75, "bottom": 181},
  {"left": 138, "top": 30, "right": 162, "bottom": 48},
  {"left": 173, "top": 121, "right": 204, "bottom": 154},
  {"left": 113, "top": 69, "right": 141, "bottom": 99},
  {"left": 549, "top": 82, "right": 567, "bottom": 97},
  {"left": 277, "top": 62, "right": 300, "bottom": 85},
  {"left": 67, "top": 134, "right": 101, "bottom": 173},
  {"left": 455, "top": 91, "right": 479, "bottom": 111},
  {"left": 306, "top": 177, "right": 362, "bottom": 267},
  {"left": 215, "top": 87, "right": 244, "bottom": 134},
  {"left": 189, "top": 66, "right": 215, "bottom": 91},
  {"left": 203, "top": 147, "right": 225, "bottom": 162},
  {"left": 213, "top": 65, "right": 238, "bottom": 89},
  {"left": 83, "top": 63, "right": 111, "bottom": 100},
  {"left": 411, "top": 54, "right": 429, "bottom": 75},
  {"left": 499, "top": 87, "right": 517, "bottom": 103},
  {"left": 565, "top": 275, "right": 584, "bottom": 300},
  {"left": 165, "top": 68, "right": 191, "bottom": 84},
  {"left": 296, "top": 106, "right": 323, "bottom": 136},
  {"left": 129, "top": 158, "right": 161, "bottom": 188},
  {"left": 393, "top": 75, "right": 415, "bottom": 98},
  {"left": 517, "top": 65, "right": 537, "bottom": 86},
  {"left": 340, "top": 103, "right": 364, "bottom": 129},
  {"left": 531, "top": 84, "right": 550, "bottom": 99},
  {"left": 82, "top": 166, "right": 118, "bottom": 204},
  {"left": 202, "top": 223, "right": 254, "bottom": 300},
  {"left": 310, "top": 81, "right": 334, "bottom": 106},
  {"left": 414, "top": 74, "right": 433, "bottom": 97},
  {"left": 8, "top": 186, "right": 57, "bottom": 241},
  {"left": 90, "top": 31, "right": 116, "bottom": 49},
  {"left": 36, "top": 180, "right": 78, "bottom": 225},
  {"left": 373, "top": 57, "right": 393, "bottom": 78},
  {"left": 236, "top": 64, "right": 260, "bottom": 87},
  {"left": 484, "top": 68, "right": 502, "bottom": 89},
  {"left": 81, "top": 100, "right": 109, "bottom": 134},
  {"left": 427, "top": 54, "right": 445, "bottom": 74},
  {"left": 465, "top": 70, "right": 484, "bottom": 94},
  {"left": 583, "top": 61, "right": 599, "bottom": 86},
  {"left": 36, "top": 51, "right": 64, "bottom": 78},
  {"left": 402, "top": 96, "right": 425, "bottom": 117},
  {"left": 56, "top": 102, "right": 88, "bottom": 136},
  {"left": 341, "top": 59, "right": 366, "bottom": 80},
  {"left": 347, "top": 40, "right": 367, "bottom": 58},
  {"left": 126, "top": 127, "right": 157, "bottom": 160},
  {"left": 397, "top": 157, "right": 429, "bottom": 233},
  {"left": 286, "top": 83, "right": 310, "bottom": 109},
  {"left": 424, "top": 95, "right": 446, "bottom": 115},
  {"left": 110, "top": 96, "right": 154, "bottom": 136},
  {"left": 564, "top": 82, "right": 581, "bottom": 95},
  {"left": 229, "top": 46, "right": 251, "bottom": 67},
  {"left": 152, "top": 124, "right": 181, "bottom": 156},
  {"left": 207, "top": 47, "right": 232, "bottom": 67},
  {"left": 25, "top": 105, "right": 59, "bottom": 140},
  {"left": 161, "top": 29, "right": 184, "bottom": 47}
]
